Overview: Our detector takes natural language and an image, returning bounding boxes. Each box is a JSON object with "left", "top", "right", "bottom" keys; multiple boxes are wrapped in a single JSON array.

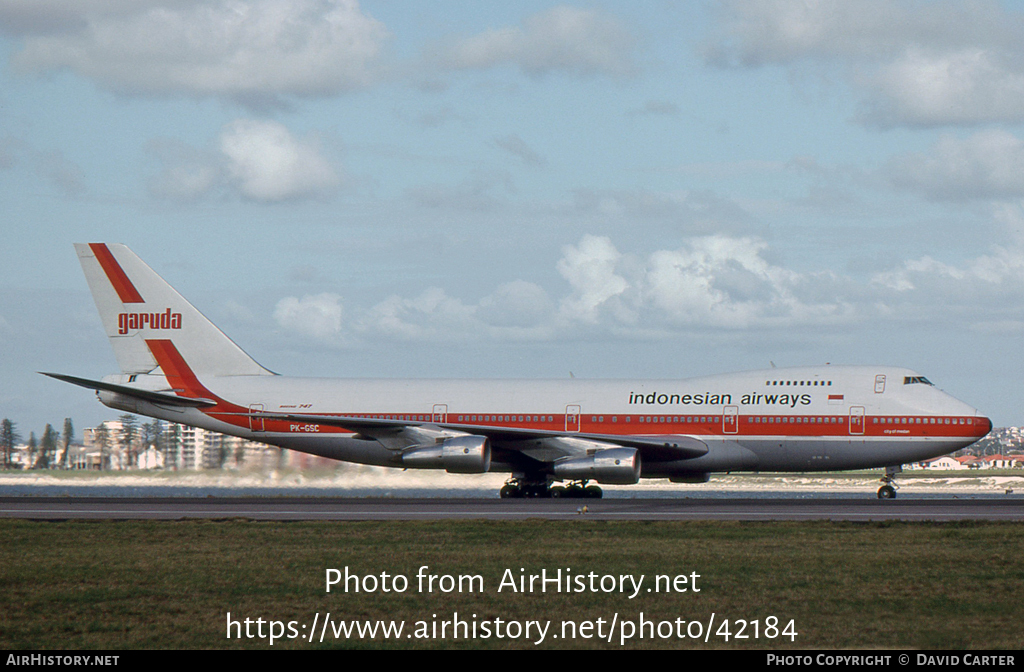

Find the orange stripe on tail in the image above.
[
  {"left": 146, "top": 339, "right": 227, "bottom": 405},
  {"left": 90, "top": 243, "right": 144, "bottom": 304}
]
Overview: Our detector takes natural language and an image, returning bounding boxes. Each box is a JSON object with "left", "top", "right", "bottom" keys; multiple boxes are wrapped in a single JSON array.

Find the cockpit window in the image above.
[{"left": 903, "top": 376, "right": 933, "bottom": 385}]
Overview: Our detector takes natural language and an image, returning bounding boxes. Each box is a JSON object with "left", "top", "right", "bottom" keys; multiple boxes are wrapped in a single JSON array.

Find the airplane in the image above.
[{"left": 45, "top": 243, "right": 992, "bottom": 500}]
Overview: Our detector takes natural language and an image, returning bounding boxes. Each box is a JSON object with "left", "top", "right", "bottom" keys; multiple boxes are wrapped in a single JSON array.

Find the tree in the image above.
[
  {"left": 150, "top": 420, "right": 166, "bottom": 468},
  {"left": 139, "top": 419, "right": 163, "bottom": 468},
  {"left": 35, "top": 424, "right": 59, "bottom": 469},
  {"left": 26, "top": 432, "right": 37, "bottom": 469},
  {"left": 0, "top": 419, "right": 20, "bottom": 469},
  {"left": 165, "top": 423, "right": 180, "bottom": 470},
  {"left": 94, "top": 423, "right": 110, "bottom": 470},
  {"left": 234, "top": 437, "right": 246, "bottom": 467},
  {"left": 208, "top": 432, "right": 229, "bottom": 469},
  {"left": 57, "top": 418, "right": 74, "bottom": 469},
  {"left": 119, "top": 414, "right": 138, "bottom": 468}
]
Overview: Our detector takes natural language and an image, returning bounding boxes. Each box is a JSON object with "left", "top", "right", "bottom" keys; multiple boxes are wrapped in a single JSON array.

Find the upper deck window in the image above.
[{"left": 903, "top": 376, "right": 934, "bottom": 385}]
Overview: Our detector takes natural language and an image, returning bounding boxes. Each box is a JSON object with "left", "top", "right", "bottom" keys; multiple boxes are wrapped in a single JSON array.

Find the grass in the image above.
[{"left": 2, "top": 519, "right": 1023, "bottom": 649}]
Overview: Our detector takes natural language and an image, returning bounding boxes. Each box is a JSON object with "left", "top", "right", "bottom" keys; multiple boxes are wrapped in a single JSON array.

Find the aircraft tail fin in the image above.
[{"left": 75, "top": 243, "right": 274, "bottom": 378}]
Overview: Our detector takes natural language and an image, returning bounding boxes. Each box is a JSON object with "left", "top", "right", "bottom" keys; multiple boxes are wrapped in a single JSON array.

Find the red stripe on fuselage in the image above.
[
  {"left": 145, "top": 339, "right": 248, "bottom": 427},
  {"left": 298, "top": 412, "right": 989, "bottom": 439},
  {"left": 143, "top": 339, "right": 352, "bottom": 434},
  {"left": 146, "top": 339, "right": 210, "bottom": 399},
  {"left": 90, "top": 243, "right": 144, "bottom": 304}
]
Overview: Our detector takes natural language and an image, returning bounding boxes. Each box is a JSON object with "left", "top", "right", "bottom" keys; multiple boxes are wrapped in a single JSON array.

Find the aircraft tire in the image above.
[
  {"left": 585, "top": 485, "right": 603, "bottom": 499},
  {"left": 877, "top": 485, "right": 896, "bottom": 499}
]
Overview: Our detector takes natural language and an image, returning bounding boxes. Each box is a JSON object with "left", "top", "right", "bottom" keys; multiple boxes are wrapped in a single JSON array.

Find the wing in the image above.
[{"left": 251, "top": 411, "right": 709, "bottom": 461}]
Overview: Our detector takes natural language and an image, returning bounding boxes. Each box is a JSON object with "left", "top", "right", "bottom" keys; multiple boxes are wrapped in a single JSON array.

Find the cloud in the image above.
[
  {"left": 342, "top": 234, "right": 859, "bottom": 341},
  {"left": 865, "top": 48, "right": 1024, "bottom": 126},
  {"left": 147, "top": 139, "right": 221, "bottom": 201},
  {"left": 219, "top": 119, "right": 340, "bottom": 202},
  {"left": 267, "top": 216, "right": 1024, "bottom": 344},
  {"left": 150, "top": 118, "right": 340, "bottom": 202},
  {"left": 708, "top": 0, "right": 1017, "bottom": 65},
  {"left": 405, "top": 171, "right": 512, "bottom": 211},
  {"left": 35, "top": 150, "right": 86, "bottom": 196},
  {"left": 0, "top": 137, "right": 87, "bottom": 194},
  {"left": 872, "top": 245, "right": 1024, "bottom": 325},
  {"left": 354, "top": 284, "right": 558, "bottom": 342},
  {"left": 875, "top": 203, "right": 1024, "bottom": 286},
  {"left": 358, "top": 288, "right": 476, "bottom": 341},
  {"left": 867, "top": 204, "right": 1024, "bottom": 331},
  {"left": 569, "top": 188, "right": 758, "bottom": 236},
  {"left": 556, "top": 235, "right": 632, "bottom": 324},
  {"left": 429, "top": 6, "right": 636, "bottom": 78},
  {"left": 643, "top": 237, "right": 851, "bottom": 328},
  {"left": 494, "top": 134, "right": 547, "bottom": 167},
  {"left": 289, "top": 265, "right": 328, "bottom": 284},
  {"left": 0, "top": 1, "right": 145, "bottom": 36},
  {"left": 707, "top": 0, "right": 1024, "bottom": 126},
  {"left": 273, "top": 293, "right": 343, "bottom": 340},
  {"left": 477, "top": 281, "right": 555, "bottom": 329},
  {"left": 888, "top": 130, "right": 1024, "bottom": 201},
  {"left": 10, "top": 0, "right": 388, "bottom": 104}
]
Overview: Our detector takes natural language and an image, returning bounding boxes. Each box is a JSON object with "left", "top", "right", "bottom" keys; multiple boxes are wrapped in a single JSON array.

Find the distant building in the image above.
[
  {"left": 918, "top": 456, "right": 964, "bottom": 470},
  {"left": 956, "top": 456, "right": 982, "bottom": 469},
  {"left": 136, "top": 446, "right": 164, "bottom": 469},
  {"left": 79, "top": 421, "right": 278, "bottom": 471},
  {"left": 169, "top": 424, "right": 277, "bottom": 470},
  {"left": 977, "top": 455, "right": 1017, "bottom": 469}
]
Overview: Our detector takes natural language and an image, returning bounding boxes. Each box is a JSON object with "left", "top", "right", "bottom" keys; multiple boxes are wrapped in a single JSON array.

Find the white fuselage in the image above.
[{"left": 101, "top": 364, "right": 990, "bottom": 478}]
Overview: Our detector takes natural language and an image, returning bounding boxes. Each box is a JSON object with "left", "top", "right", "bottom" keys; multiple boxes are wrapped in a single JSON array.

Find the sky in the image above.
[{"left": 2, "top": 0, "right": 1024, "bottom": 435}]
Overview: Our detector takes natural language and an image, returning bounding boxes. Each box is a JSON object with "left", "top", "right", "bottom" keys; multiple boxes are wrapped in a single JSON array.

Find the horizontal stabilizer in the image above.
[{"left": 41, "top": 372, "right": 217, "bottom": 408}]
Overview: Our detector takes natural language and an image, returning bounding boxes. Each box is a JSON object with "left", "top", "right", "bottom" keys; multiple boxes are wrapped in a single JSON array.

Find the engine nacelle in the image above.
[
  {"left": 98, "top": 390, "right": 142, "bottom": 414},
  {"left": 401, "top": 435, "right": 491, "bottom": 474},
  {"left": 553, "top": 448, "right": 641, "bottom": 485}
]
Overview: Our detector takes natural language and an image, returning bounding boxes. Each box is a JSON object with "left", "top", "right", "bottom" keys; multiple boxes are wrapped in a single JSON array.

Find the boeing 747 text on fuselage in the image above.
[{"left": 46, "top": 244, "right": 992, "bottom": 499}]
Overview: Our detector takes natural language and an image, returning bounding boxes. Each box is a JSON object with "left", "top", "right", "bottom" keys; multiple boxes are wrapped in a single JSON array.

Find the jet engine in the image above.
[
  {"left": 553, "top": 448, "right": 641, "bottom": 484},
  {"left": 401, "top": 435, "right": 491, "bottom": 474}
]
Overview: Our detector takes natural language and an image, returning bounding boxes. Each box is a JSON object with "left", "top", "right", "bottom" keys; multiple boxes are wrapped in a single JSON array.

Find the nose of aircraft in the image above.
[{"left": 977, "top": 416, "right": 993, "bottom": 436}]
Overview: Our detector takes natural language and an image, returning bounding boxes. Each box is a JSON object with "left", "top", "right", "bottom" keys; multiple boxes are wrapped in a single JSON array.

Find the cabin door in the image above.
[
  {"left": 723, "top": 406, "right": 739, "bottom": 434},
  {"left": 565, "top": 405, "right": 581, "bottom": 432},
  {"left": 249, "top": 404, "right": 265, "bottom": 432},
  {"left": 849, "top": 406, "right": 865, "bottom": 435}
]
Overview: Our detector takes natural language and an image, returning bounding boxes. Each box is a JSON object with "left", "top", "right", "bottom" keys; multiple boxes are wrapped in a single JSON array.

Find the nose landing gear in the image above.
[{"left": 877, "top": 465, "right": 902, "bottom": 499}]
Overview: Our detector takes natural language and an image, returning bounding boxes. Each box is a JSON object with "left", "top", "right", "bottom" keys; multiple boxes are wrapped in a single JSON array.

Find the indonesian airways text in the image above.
[{"left": 628, "top": 392, "right": 812, "bottom": 408}]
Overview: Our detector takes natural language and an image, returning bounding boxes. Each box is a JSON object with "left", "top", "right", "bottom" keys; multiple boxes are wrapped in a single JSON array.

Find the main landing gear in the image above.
[
  {"left": 499, "top": 478, "right": 602, "bottom": 499},
  {"left": 877, "top": 465, "right": 902, "bottom": 499}
]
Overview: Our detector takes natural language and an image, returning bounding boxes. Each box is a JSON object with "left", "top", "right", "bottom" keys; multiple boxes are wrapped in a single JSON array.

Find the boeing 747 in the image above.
[{"left": 46, "top": 244, "right": 991, "bottom": 499}]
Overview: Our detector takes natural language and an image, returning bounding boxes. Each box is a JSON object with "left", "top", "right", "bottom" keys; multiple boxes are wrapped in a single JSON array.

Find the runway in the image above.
[{"left": 2, "top": 496, "right": 1023, "bottom": 521}]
